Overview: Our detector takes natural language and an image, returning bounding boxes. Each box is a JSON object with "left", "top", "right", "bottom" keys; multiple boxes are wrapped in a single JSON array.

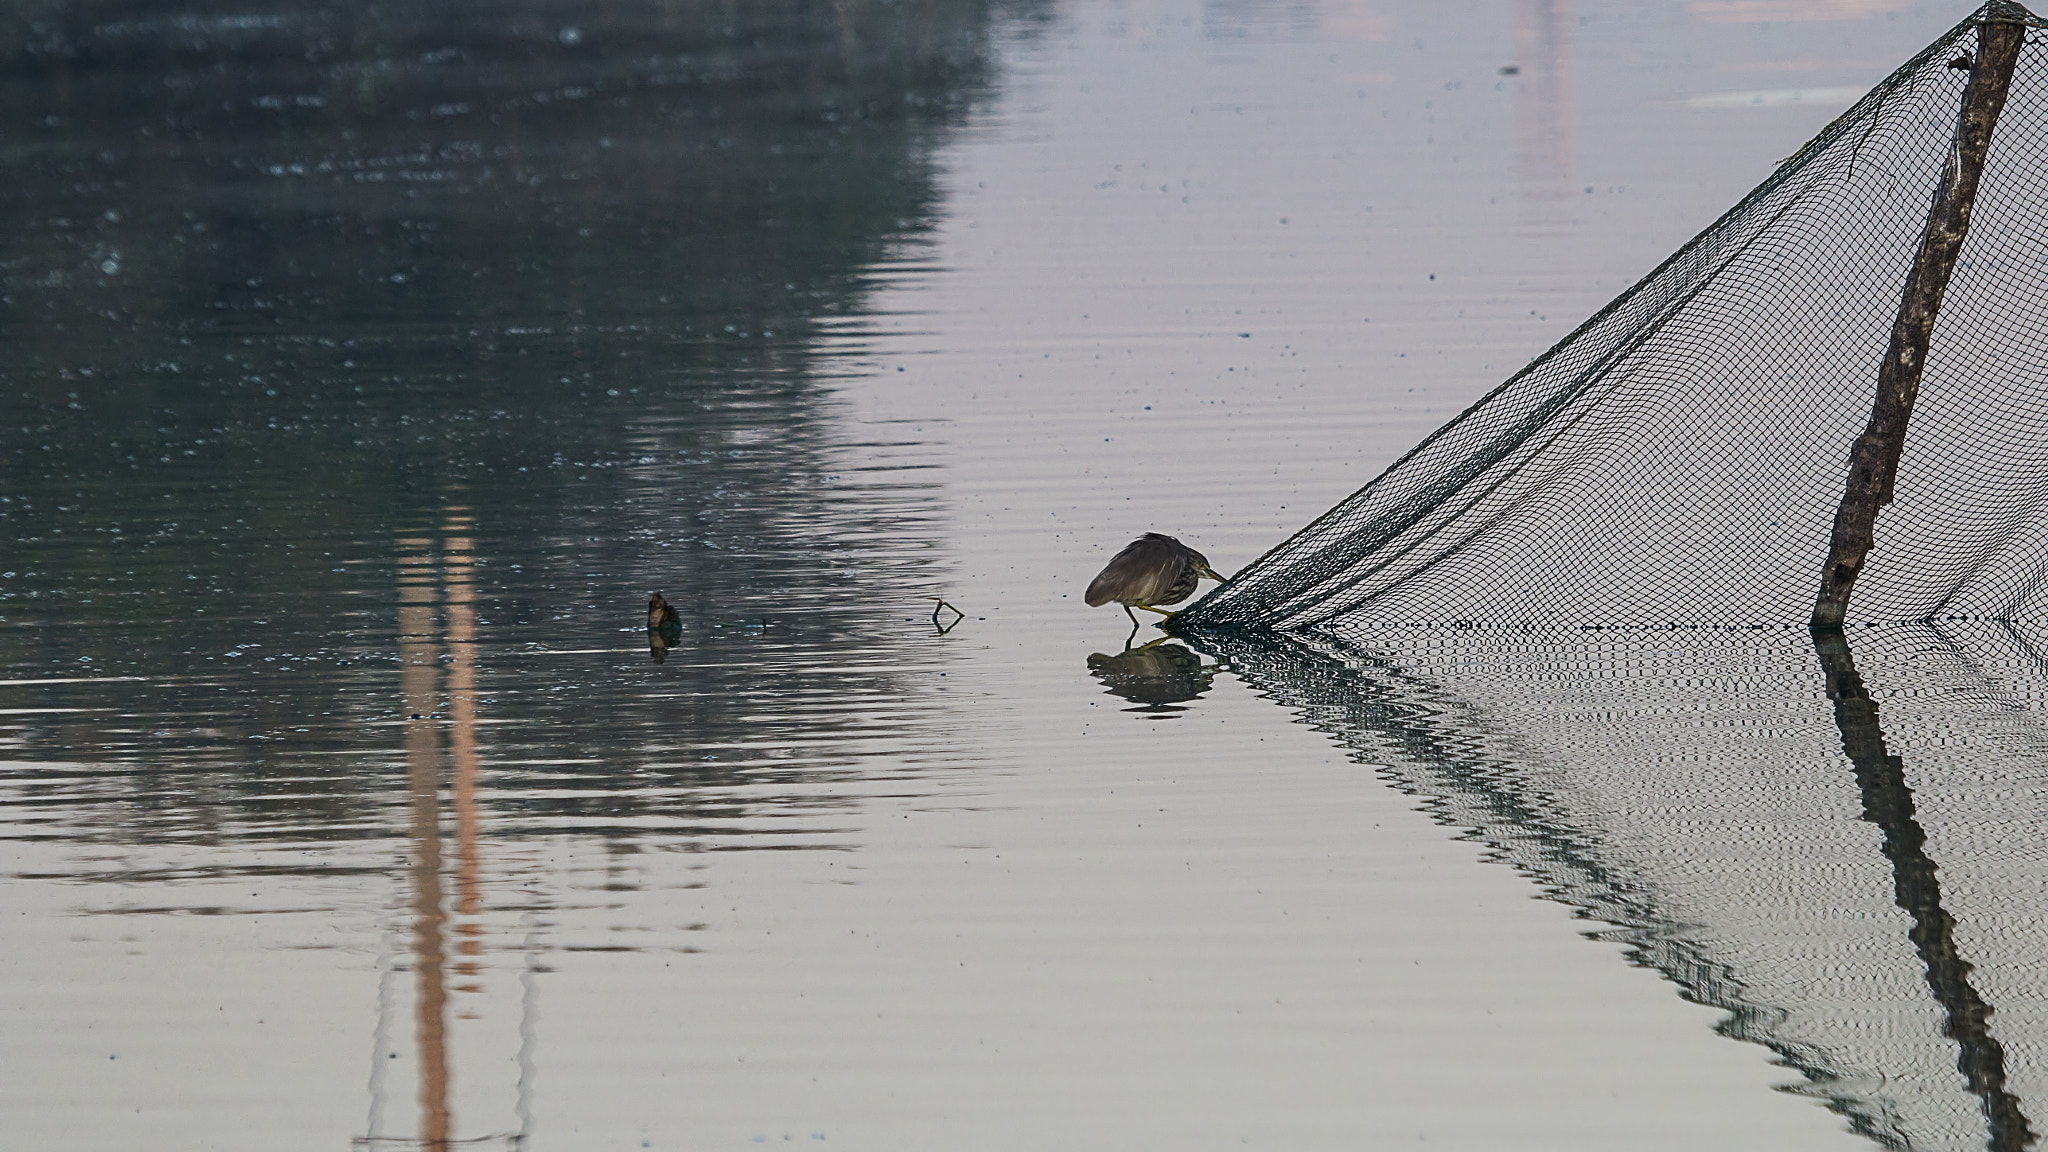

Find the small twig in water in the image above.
[{"left": 928, "top": 597, "right": 966, "bottom": 635}]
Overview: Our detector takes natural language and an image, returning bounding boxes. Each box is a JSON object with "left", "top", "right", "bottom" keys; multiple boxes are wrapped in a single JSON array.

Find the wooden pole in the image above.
[{"left": 1811, "top": 13, "right": 2026, "bottom": 627}]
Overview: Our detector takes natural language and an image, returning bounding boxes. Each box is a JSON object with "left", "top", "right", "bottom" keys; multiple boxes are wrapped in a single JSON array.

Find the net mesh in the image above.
[
  {"left": 1178, "top": 3, "right": 2048, "bottom": 635},
  {"left": 1194, "top": 622, "right": 2048, "bottom": 1151}
]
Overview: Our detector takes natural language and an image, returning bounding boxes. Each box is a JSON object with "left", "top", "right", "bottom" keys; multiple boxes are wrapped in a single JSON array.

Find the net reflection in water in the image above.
[{"left": 1187, "top": 621, "right": 2048, "bottom": 1152}]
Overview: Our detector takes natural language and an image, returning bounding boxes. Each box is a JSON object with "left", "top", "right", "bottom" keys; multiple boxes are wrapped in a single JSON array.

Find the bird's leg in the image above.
[{"left": 1130, "top": 602, "right": 1177, "bottom": 627}]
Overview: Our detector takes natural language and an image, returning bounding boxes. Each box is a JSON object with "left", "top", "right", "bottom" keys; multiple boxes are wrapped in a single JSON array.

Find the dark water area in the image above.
[
  {"left": 8, "top": 2, "right": 2048, "bottom": 1150},
  {"left": 1, "top": 0, "right": 1035, "bottom": 846}
]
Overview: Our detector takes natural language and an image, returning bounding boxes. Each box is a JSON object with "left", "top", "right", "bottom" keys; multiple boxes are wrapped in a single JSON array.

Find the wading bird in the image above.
[{"left": 1085, "top": 533, "right": 1224, "bottom": 628}]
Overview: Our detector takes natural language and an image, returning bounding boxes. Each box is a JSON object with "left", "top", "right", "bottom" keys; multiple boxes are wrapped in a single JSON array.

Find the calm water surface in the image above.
[{"left": 5, "top": 1, "right": 2044, "bottom": 1148}]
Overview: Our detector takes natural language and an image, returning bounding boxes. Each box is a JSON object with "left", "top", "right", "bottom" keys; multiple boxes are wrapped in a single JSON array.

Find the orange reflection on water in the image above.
[
  {"left": 386, "top": 508, "right": 490, "bottom": 1149},
  {"left": 398, "top": 535, "right": 451, "bottom": 1149}
]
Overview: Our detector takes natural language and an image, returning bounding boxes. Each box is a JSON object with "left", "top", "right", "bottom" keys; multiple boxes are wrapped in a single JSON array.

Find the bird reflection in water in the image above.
[
  {"left": 1086, "top": 637, "right": 1217, "bottom": 716},
  {"left": 647, "top": 592, "right": 682, "bottom": 663}
]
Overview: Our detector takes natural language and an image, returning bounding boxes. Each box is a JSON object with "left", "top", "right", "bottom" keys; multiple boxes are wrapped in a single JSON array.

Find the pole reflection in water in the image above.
[
  {"left": 363, "top": 513, "right": 521, "bottom": 1151},
  {"left": 1813, "top": 628, "right": 2036, "bottom": 1152},
  {"left": 1086, "top": 639, "right": 1218, "bottom": 716},
  {"left": 446, "top": 509, "right": 485, "bottom": 994},
  {"left": 1513, "top": 0, "right": 1575, "bottom": 211},
  {"left": 399, "top": 534, "right": 451, "bottom": 1150},
  {"left": 1183, "top": 621, "right": 2048, "bottom": 1152}
]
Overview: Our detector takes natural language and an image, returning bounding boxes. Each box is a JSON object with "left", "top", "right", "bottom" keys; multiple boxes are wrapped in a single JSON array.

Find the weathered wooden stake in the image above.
[{"left": 1812, "top": 13, "right": 2026, "bottom": 628}]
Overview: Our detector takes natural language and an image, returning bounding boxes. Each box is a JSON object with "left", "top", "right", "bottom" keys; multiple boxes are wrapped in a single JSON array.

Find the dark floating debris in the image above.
[{"left": 647, "top": 591, "right": 681, "bottom": 663}]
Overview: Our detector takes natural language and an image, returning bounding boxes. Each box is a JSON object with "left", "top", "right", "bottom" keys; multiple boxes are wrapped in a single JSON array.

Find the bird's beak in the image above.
[{"left": 1199, "top": 564, "right": 1226, "bottom": 583}]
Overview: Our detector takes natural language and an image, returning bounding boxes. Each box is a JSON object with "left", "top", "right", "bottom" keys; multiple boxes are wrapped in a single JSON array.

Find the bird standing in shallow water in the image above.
[{"left": 1085, "top": 533, "right": 1225, "bottom": 628}]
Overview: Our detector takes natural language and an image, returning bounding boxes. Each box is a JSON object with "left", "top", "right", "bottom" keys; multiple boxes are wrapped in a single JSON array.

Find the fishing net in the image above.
[
  {"left": 1196, "top": 621, "right": 2048, "bottom": 1151},
  {"left": 1178, "top": 2, "right": 2048, "bottom": 635}
]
